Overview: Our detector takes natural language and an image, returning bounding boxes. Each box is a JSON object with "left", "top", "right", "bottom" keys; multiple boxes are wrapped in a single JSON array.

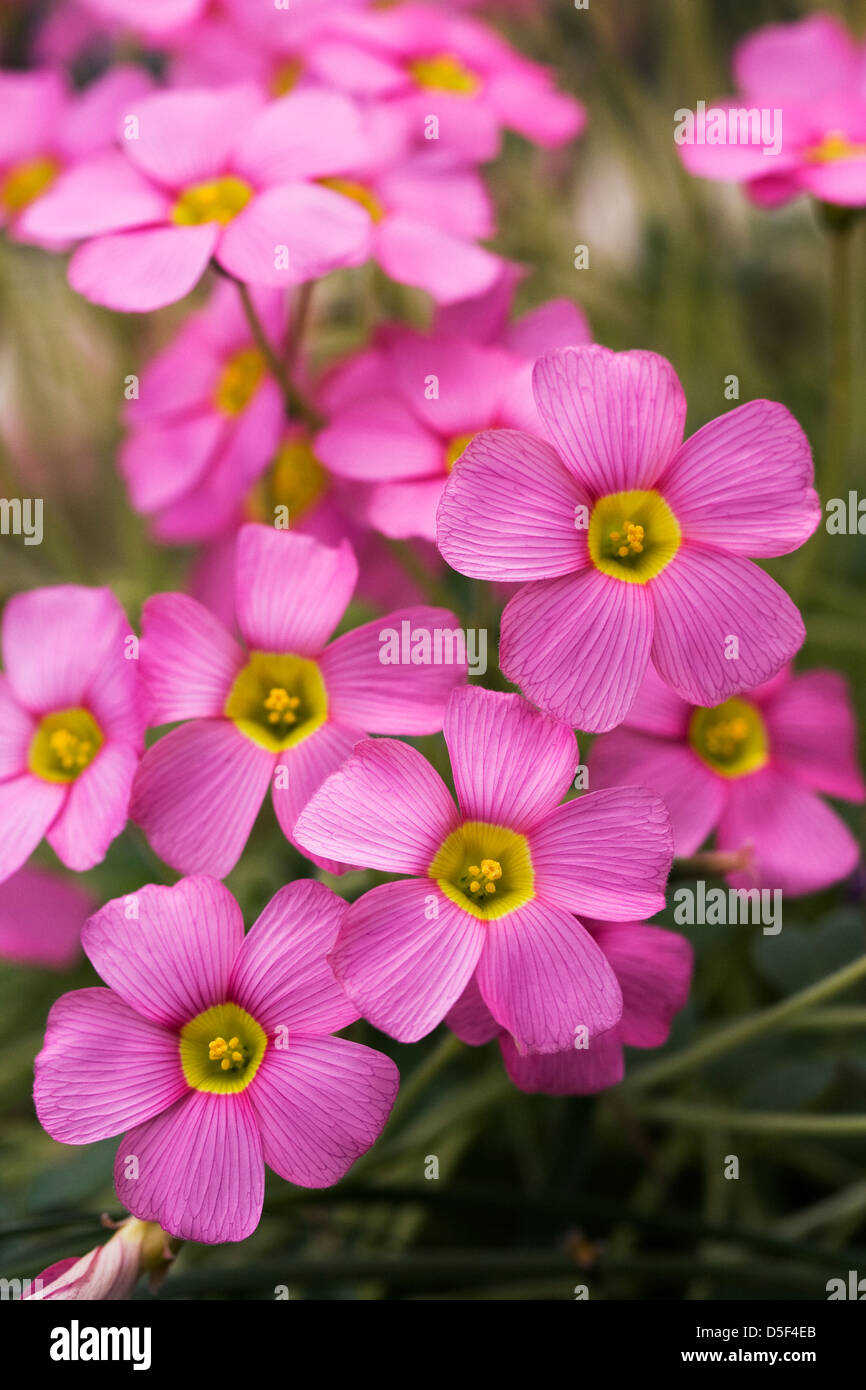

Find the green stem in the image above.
[
  {"left": 234, "top": 280, "right": 322, "bottom": 429},
  {"left": 387, "top": 1032, "right": 464, "bottom": 1126},
  {"left": 626, "top": 952, "right": 866, "bottom": 1092},
  {"left": 636, "top": 1100, "right": 866, "bottom": 1136}
]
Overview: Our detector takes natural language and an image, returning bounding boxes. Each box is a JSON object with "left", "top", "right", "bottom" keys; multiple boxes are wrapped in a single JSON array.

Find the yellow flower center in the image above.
[
  {"left": 246, "top": 435, "right": 327, "bottom": 525},
  {"left": 0, "top": 154, "right": 60, "bottom": 213},
  {"left": 588, "top": 489, "right": 681, "bottom": 583},
  {"left": 271, "top": 57, "right": 304, "bottom": 97},
  {"left": 171, "top": 175, "right": 254, "bottom": 227},
  {"left": 213, "top": 347, "right": 266, "bottom": 416},
  {"left": 318, "top": 177, "right": 385, "bottom": 223},
  {"left": 224, "top": 651, "right": 328, "bottom": 751},
  {"left": 807, "top": 130, "right": 866, "bottom": 164},
  {"left": 28, "top": 708, "right": 103, "bottom": 783},
  {"left": 409, "top": 53, "right": 480, "bottom": 96},
  {"left": 688, "top": 697, "right": 769, "bottom": 779},
  {"left": 430, "top": 820, "right": 534, "bottom": 920},
  {"left": 445, "top": 432, "right": 476, "bottom": 473},
  {"left": 180, "top": 1002, "right": 267, "bottom": 1094}
]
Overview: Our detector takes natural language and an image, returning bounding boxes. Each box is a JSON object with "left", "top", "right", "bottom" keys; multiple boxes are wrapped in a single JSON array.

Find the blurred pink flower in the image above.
[
  {"left": 295, "top": 685, "right": 673, "bottom": 1052},
  {"left": 589, "top": 663, "right": 865, "bottom": 897},
  {"left": 0, "top": 866, "right": 92, "bottom": 969},
  {"left": 315, "top": 287, "right": 591, "bottom": 540},
  {"left": 677, "top": 14, "right": 866, "bottom": 208},
  {"left": 448, "top": 918, "right": 692, "bottom": 1094},
  {"left": 34, "top": 876, "right": 399, "bottom": 1244},
  {"left": 0, "top": 587, "right": 143, "bottom": 881},
  {"left": 0, "top": 65, "right": 152, "bottom": 241},
  {"left": 20, "top": 85, "right": 373, "bottom": 311},
  {"left": 120, "top": 281, "right": 286, "bottom": 542},
  {"left": 437, "top": 345, "right": 821, "bottom": 731},
  {"left": 131, "top": 524, "right": 466, "bottom": 876}
]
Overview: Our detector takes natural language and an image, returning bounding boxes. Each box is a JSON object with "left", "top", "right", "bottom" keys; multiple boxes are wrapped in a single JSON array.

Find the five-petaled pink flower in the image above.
[
  {"left": 131, "top": 524, "right": 466, "bottom": 877},
  {"left": 437, "top": 345, "right": 821, "bottom": 732},
  {"left": 34, "top": 876, "right": 399, "bottom": 1244},
  {"left": 21, "top": 84, "right": 374, "bottom": 311},
  {"left": 295, "top": 685, "right": 674, "bottom": 1053},
  {"left": 0, "top": 586, "right": 143, "bottom": 882},
  {"left": 677, "top": 14, "right": 866, "bottom": 208},
  {"left": 448, "top": 918, "right": 692, "bottom": 1094},
  {"left": 590, "top": 662, "right": 865, "bottom": 897}
]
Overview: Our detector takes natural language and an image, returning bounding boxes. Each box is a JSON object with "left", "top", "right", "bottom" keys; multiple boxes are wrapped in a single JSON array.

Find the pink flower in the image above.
[
  {"left": 0, "top": 866, "right": 93, "bottom": 969},
  {"left": 448, "top": 919, "right": 692, "bottom": 1094},
  {"left": 302, "top": 4, "right": 585, "bottom": 162},
  {"left": 0, "top": 65, "right": 152, "bottom": 241},
  {"left": 437, "top": 345, "right": 821, "bottom": 732},
  {"left": 677, "top": 15, "right": 866, "bottom": 208},
  {"left": 294, "top": 685, "right": 674, "bottom": 1052},
  {"left": 25, "top": 1217, "right": 180, "bottom": 1301},
  {"left": 34, "top": 876, "right": 399, "bottom": 1244},
  {"left": 78, "top": 0, "right": 206, "bottom": 33},
  {"left": 315, "top": 293, "right": 591, "bottom": 540},
  {"left": 0, "top": 586, "right": 143, "bottom": 882},
  {"left": 590, "top": 663, "right": 865, "bottom": 897},
  {"left": 21, "top": 85, "right": 374, "bottom": 311},
  {"left": 131, "top": 524, "right": 466, "bottom": 877},
  {"left": 120, "top": 282, "right": 286, "bottom": 542}
]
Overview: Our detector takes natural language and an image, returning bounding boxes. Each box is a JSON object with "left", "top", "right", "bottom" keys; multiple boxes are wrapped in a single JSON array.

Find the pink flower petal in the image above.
[
  {"left": 141, "top": 592, "right": 244, "bottom": 724},
  {"left": 528, "top": 787, "right": 673, "bottom": 919},
  {"left": 363, "top": 477, "right": 443, "bottom": 541},
  {"left": 505, "top": 297, "right": 593, "bottom": 360},
  {"left": 766, "top": 669, "right": 866, "bottom": 803},
  {"left": 248, "top": 1036, "right": 398, "bottom": 1187},
  {"left": 232, "top": 89, "right": 372, "bottom": 185},
  {"left": 389, "top": 334, "right": 512, "bottom": 438},
  {"left": 120, "top": 413, "right": 224, "bottom": 514},
  {"left": 500, "top": 568, "right": 654, "bottom": 732},
  {"left": 294, "top": 737, "right": 459, "bottom": 873},
  {"left": 82, "top": 876, "right": 245, "bottom": 1029},
  {"left": 622, "top": 661, "right": 691, "bottom": 738},
  {"left": 116, "top": 1090, "right": 264, "bottom": 1244},
  {"left": 718, "top": 767, "right": 860, "bottom": 897},
  {"left": 658, "top": 401, "right": 820, "bottom": 556},
  {"left": 0, "top": 674, "right": 34, "bottom": 778},
  {"left": 34, "top": 987, "right": 185, "bottom": 1143},
  {"left": 130, "top": 720, "right": 274, "bottom": 878},
  {"left": 125, "top": 85, "right": 263, "bottom": 189},
  {"left": 234, "top": 525, "right": 357, "bottom": 656},
  {"left": 2, "top": 585, "right": 134, "bottom": 715},
  {"left": 231, "top": 880, "right": 355, "bottom": 1035},
  {"left": 590, "top": 921, "right": 693, "bottom": 1048},
  {"left": 532, "top": 345, "right": 687, "bottom": 494},
  {"left": 444, "top": 685, "right": 577, "bottom": 831},
  {"left": 799, "top": 157, "right": 866, "bottom": 207},
  {"left": 217, "top": 183, "right": 371, "bottom": 287},
  {"left": 376, "top": 214, "right": 503, "bottom": 305},
  {"left": 445, "top": 974, "right": 500, "bottom": 1046},
  {"left": 589, "top": 728, "right": 724, "bottom": 857},
  {"left": 47, "top": 742, "right": 139, "bottom": 872},
  {"left": 271, "top": 722, "right": 363, "bottom": 876},
  {"left": 650, "top": 545, "right": 805, "bottom": 705},
  {"left": 316, "top": 396, "right": 442, "bottom": 482},
  {"left": 69, "top": 224, "right": 218, "bottom": 312},
  {"left": 320, "top": 605, "right": 467, "bottom": 733},
  {"left": 0, "top": 774, "right": 66, "bottom": 883},
  {"left": 476, "top": 902, "right": 623, "bottom": 1054},
  {"left": 499, "top": 1030, "right": 624, "bottom": 1095},
  {"left": 330, "top": 879, "right": 485, "bottom": 1042},
  {"left": 19, "top": 152, "right": 169, "bottom": 241},
  {"left": 436, "top": 428, "right": 591, "bottom": 581},
  {"left": 734, "top": 15, "right": 858, "bottom": 101},
  {"left": 0, "top": 866, "right": 90, "bottom": 969}
]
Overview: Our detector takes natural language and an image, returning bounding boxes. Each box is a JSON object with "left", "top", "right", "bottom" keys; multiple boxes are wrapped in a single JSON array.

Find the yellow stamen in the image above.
[
  {"left": 183, "top": 1005, "right": 267, "bottom": 1094},
  {"left": 430, "top": 824, "right": 533, "bottom": 920},
  {"left": 588, "top": 489, "right": 681, "bottom": 584},
  {"left": 689, "top": 698, "right": 769, "bottom": 779},
  {"left": 807, "top": 130, "right": 866, "bottom": 164},
  {"left": 172, "top": 175, "right": 253, "bottom": 227},
  {"left": 246, "top": 435, "right": 328, "bottom": 526},
  {"left": 28, "top": 708, "right": 104, "bottom": 784},
  {"left": 318, "top": 176, "right": 385, "bottom": 223},
  {"left": 214, "top": 347, "right": 266, "bottom": 416},
  {"left": 225, "top": 652, "right": 328, "bottom": 752},
  {"left": 409, "top": 53, "right": 480, "bottom": 96},
  {"left": 0, "top": 154, "right": 60, "bottom": 213}
]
